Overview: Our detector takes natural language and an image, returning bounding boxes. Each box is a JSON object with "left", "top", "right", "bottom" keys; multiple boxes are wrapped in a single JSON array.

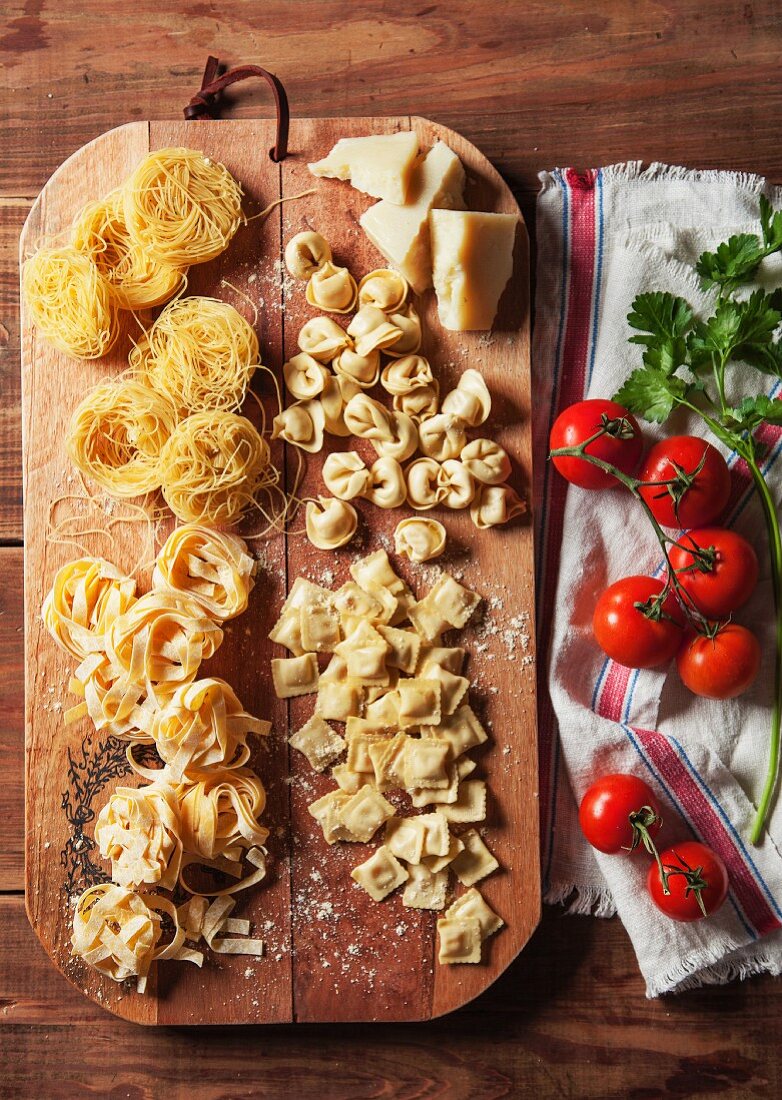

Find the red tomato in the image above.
[
  {"left": 677, "top": 624, "right": 761, "bottom": 699},
  {"left": 647, "top": 840, "right": 729, "bottom": 922},
  {"left": 669, "top": 527, "right": 759, "bottom": 618},
  {"left": 593, "top": 576, "right": 684, "bottom": 669},
  {"left": 578, "top": 774, "right": 662, "bottom": 854},
  {"left": 550, "top": 399, "right": 643, "bottom": 490},
  {"left": 638, "top": 436, "right": 731, "bottom": 528}
]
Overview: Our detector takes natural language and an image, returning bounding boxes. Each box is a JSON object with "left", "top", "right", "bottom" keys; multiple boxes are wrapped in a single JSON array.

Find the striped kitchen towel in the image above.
[{"left": 533, "top": 163, "right": 782, "bottom": 996}]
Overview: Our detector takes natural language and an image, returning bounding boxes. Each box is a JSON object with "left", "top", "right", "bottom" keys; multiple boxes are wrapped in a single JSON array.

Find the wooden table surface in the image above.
[{"left": 3, "top": 2, "right": 782, "bottom": 1095}]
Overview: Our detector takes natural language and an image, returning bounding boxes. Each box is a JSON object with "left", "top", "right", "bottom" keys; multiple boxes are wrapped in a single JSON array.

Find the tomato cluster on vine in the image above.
[
  {"left": 550, "top": 399, "right": 761, "bottom": 700},
  {"left": 578, "top": 773, "right": 729, "bottom": 923}
]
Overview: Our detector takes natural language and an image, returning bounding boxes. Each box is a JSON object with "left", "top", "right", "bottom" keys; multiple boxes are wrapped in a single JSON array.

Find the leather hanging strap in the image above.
[{"left": 184, "top": 55, "right": 289, "bottom": 162}]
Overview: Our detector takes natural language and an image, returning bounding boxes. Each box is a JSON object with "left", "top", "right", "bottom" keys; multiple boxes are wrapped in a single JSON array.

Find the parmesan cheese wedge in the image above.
[
  {"left": 308, "top": 131, "right": 420, "bottom": 204},
  {"left": 359, "top": 141, "right": 466, "bottom": 293},
  {"left": 429, "top": 210, "right": 517, "bottom": 331}
]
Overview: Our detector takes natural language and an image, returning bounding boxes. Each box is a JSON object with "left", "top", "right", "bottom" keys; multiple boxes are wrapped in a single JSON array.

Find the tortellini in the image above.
[
  {"left": 321, "top": 374, "right": 361, "bottom": 436},
  {"left": 271, "top": 400, "right": 325, "bottom": 453},
  {"left": 441, "top": 459, "right": 476, "bottom": 509},
  {"left": 442, "top": 369, "right": 491, "bottom": 427},
  {"left": 406, "top": 457, "right": 448, "bottom": 510},
  {"left": 280, "top": 249, "right": 522, "bottom": 534},
  {"left": 460, "top": 438, "right": 512, "bottom": 485},
  {"left": 363, "top": 456, "right": 407, "bottom": 508},
  {"left": 381, "top": 354, "right": 435, "bottom": 396},
  {"left": 347, "top": 305, "right": 403, "bottom": 357},
  {"left": 283, "top": 352, "right": 330, "bottom": 401},
  {"left": 371, "top": 411, "right": 419, "bottom": 463},
  {"left": 393, "top": 383, "right": 439, "bottom": 422},
  {"left": 284, "top": 230, "right": 332, "bottom": 280},
  {"left": 384, "top": 302, "right": 422, "bottom": 358},
  {"left": 395, "top": 517, "right": 447, "bottom": 563},
  {"left": 470, "top": 484, "right": 526, "bottom": 528},
  {"left": 358, "top": 269, "right": 409, "bottom": 312},
  {"left": 306, "top": 261, "right": 358, "bottom": 314},
  {"left": 298, "top": 316, "right": 351, "bottom": 362},
  {"left": 305, "top": 495, "right": 358, "bottom": 549},
  {"left": 332, "top": 346, "right": 381, "bottom": 389},
  {"left": 343, "top": 392, "right": 394, "bottom": 442},
  {"left": 418, "top": 413, "right": 467, "bottom": 462},
  {"left": 323, "top": 450, "right": 371, "bottom": 501}
]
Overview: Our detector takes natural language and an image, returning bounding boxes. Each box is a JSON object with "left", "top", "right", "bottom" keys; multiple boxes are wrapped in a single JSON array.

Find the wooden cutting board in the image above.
[{"left": 20, "top": 116, "right": 539, "bottom": 1024}]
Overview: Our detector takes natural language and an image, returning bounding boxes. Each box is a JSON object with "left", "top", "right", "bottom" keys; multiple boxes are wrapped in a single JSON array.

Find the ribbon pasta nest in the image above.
[{"left": 42, "top": 524, "right": 273, "bottom": 991}]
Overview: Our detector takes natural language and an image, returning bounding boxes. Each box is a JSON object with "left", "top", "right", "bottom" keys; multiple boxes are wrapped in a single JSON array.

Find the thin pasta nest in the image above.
[
  {"left": 22, "top": 245, "right": 120, "bottom": 360},
  {"left": 123, "top": 147, "right": 244, "bottom": 267},
  {"left": 72, "top": 190, "right": 186, "bottom": 311},
  {"left": 159, "top": 412, "right": 274, "bottom": 526},
  {"left": 131, "top": 296, "right": 259, "bottom": 413},
  {"left": 66, "top": 377, "right": 179, "bottom": 498}
]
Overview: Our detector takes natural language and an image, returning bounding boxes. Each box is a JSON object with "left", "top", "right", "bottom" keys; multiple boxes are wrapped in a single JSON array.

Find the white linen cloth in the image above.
[{"left": 533, "top": 162, "right": 782, "bottom": 995}]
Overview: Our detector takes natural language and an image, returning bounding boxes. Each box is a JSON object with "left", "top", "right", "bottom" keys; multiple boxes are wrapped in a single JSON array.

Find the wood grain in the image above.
[
  {"left": 20, "top": 118, "right": 537, "bottom": 1023},
  {"left": 0, "top": 547, "right": 24, "bottom": 890},
  {"left": 5, "top": 0, "right": 782, "bottom": 1091},
  {"left": 2, "top": 895, "right": 779, "bottom": 1099}
]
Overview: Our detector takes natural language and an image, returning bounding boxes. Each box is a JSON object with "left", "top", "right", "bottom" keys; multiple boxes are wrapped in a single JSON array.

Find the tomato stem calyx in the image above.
[
  {"left": 625, "top": 805, "right": 669, "bottom": 893},
  {"left": 657, "top": 850, "right": 710, "bottom": 917}
]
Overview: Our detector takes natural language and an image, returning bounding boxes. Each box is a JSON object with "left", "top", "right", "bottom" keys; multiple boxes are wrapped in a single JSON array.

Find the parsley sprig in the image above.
[{"left": 614, "top": 197, "right": 782, "bottom": 845}]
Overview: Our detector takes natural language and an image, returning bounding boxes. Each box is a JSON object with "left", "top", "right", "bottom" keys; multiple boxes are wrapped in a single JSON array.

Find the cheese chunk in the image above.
[
  {"left": 360, "top": 141, "right": 466, "bottom": 292},
  {"left": 308, "top": 132, "right": 419, "bottom": 204},
  {"left": 430, "top": 210, "right": 517, "bottom": 331}
]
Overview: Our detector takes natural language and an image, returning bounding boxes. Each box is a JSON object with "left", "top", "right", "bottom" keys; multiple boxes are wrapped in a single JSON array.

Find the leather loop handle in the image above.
[{"left": 184, "top": 55, "right": 290, "bottom": 162}]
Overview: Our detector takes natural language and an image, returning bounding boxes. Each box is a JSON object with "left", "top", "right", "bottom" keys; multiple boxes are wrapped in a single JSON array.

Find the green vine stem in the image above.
[
  {"left": 550, "top": 425, "right": 713, "bottom": 624},
  {"left": 747, "top": 456, "right": 782, "bottom": 844},
  {"left": 551, "top": 421, "right": 782, "bottom": 845}
]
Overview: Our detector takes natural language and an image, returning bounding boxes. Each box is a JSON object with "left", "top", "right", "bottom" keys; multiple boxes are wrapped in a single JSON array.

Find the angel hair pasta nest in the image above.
[
  {"left": 123, "top": 147, "right": 244, "bottom": 267},
  {"left": 66, "top": 377, "right": 180, "bottom": 497},
  {"left": 130, "top": 296, "right": 259, "bottom": 413},
  {"left": 159, "top": 411, "right": 274, "bottom": 526},
  {"left": 22, "top": 245, "right": 120, "bottom": 360}
]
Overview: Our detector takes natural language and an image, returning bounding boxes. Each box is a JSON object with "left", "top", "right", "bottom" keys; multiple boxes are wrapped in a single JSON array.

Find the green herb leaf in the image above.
[
  {"left": 627, "top": 292, "right": 693, "bottom": 375},
  {"left": 741, "top": 340, "right": 782, "bottom": 378},
  {"left": 688, "top": 290, "right": 781, "bottom": 367},
  {"left": 696, "top": 234, "right": 764, "bottom": 296},
  {"left": 760, "top": 195, "right": 782, "bottom": 253},
  {"left": 725, "top": 394, "right": 782, "bottom": 432},
  {"left": 613, "top": 368, "right": 688, "bottom": 423}
]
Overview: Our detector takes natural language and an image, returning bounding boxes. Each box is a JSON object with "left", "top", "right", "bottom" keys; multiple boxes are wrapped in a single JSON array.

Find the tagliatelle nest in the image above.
[
  {"left": 106, "top": 590, "right": 223, "bottom": 703},
  {"left": 42, "top": 557, "right": 137, "bottom": 661},
  {"left": 152, "top": 523, "right": 256, "bottom": 621},
  {"left": 158, "top": 411, "right": 275, "bottom": 527},
  {"left": 95, "top": 783, "right": 184, "bottom": 891},
  {"left": 70, "top": 883, "right": 195, "bottom": 992},
  {"left": 177, "top": 766, "right": 269, "bottom": 863},
  {"left": 151, "top": 677, "right": 270, "bottom": 780}
]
